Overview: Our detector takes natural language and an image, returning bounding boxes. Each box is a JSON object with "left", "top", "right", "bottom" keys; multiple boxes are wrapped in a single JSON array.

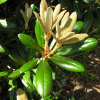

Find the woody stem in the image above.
[{"left": 45, "top": 40, "right": 49, "bottom": 51}]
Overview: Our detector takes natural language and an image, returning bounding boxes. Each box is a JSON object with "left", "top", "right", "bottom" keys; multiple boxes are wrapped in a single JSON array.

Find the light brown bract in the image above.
[{"left": 20, "top": 3, "right": 32, "bottom": 29}]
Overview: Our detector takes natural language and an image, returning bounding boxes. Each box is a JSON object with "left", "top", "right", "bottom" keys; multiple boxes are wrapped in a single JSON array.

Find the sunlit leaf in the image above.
[
  {"left": 36, "top": 60, "right": 52, "bottom": 98},
  {"left": 35, "top": 19, "right": 45, "bottom": 48},
  {"left": 50, "top": 56, "right": 84, "bottom": 72},
  {"left": 20, "top": 59, "right": 37, "bottom": 73},
  {"left": 0, "top": 0, "right": 7, "bottom": 4},
  {"left": 18, "top": 34, "right": 43, "bottom": 53},
  {"left": 55, "top": 38, "right": 98, "bottom": 57},
  {"left": 21, "top": 71, "right": 36, "bottom": 92}
]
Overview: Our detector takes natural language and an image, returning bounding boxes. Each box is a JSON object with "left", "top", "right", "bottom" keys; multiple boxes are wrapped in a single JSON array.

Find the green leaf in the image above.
[
  {"left": 0, "top": 70, "right": 12, "bottom": 77},
  {"left": 36, "top": 60, "right": 52, "bottom": 98},
  {"left": 35, "top": 19, "right": 45, "bottom": 48},
  {"left": 20, "top": 59, "right": 37, "bottom": 73},
  {"left": 73, "top": 21, "right": 83, "bottom": 34},
  {"left": 0, "top": 40, "right": 9, "bottom": 55},
  {"left": 83, "top": 0, "right": 95, "bottom": 3},
  {"left": 91, "top": 16, "right": 100, "bottom": 29},
  {"left": 83, "top": 0, "right": 90, "bottom": 4},
  {"left": 0, "top": 0, "right": 7, "bottom": 4},
  {"left": 0, "top": 27, "right": 18, "bottom": 34},
  {"left": 15, "top": 10, "right": 24, "bottom": 27},
  {"left": 17, "top": 41, "right": 27, "bottom": 61},
  {"left": 21, "top": 71, "right": 36, "bottom": 92},
  {"left": 0, "top": 19, "right": 16, "bottom": 28},
  {"left": 50, "top": 56, "right": 84, "bottom": 72},
  {"left": 9, "top": 54, "right": 26, "bottom": 66},
  {"left": 81, "top": 8, "right": 93, "bottom": 32},
  {"left": 8, "top": 80, "right": 17, "bottom": 100},
  {"left": 58, "top": 95, "right": 67, "bottom": 100},
  {"left": 18, "top": 34, "right": 43, "bottom": 53},
  {"left": 5, "top": 35, "right": 17, "bottom": 44},
  {"left": 58, "top": 0, "right": 70, "bottom": 7},
  {"left": 55, "top": 38, "right": 98, "bottom": 57},
  {"left": 96, "top": 9, "right": 100, "bottom": 25},
  {"left": 8, "top": 69, "right": 21, "bottom": 79},
  {"left": 27, "top": 49, "right": 36, "bottom": 61},
  {"left": 31, "top": 4, "right": 35, "bottom": 11},
  {"left": 73, "top": 0, "right": 82, "bottom": 19}
]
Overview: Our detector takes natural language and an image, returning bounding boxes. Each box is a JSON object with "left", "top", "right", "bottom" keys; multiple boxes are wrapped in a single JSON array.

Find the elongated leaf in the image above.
[
  {"left": 81, "top": 8, "right": 93, "bottom": 32},
  {"left": 0, "top": 0, "right": 7, "bottom": 4},
  {"left": 21, "top": 71, "right": 36, "bottom": 92},
  {"left": 50, "top": 56, "right": 84, "bottom": 72},
  {"left": 58, "top": 0, "right": 70, "bottom": 7},
  {"left": 9, "top": 54, "right": 26, "bottom": 66},
  {"left": 17, "top": 41, "right": 27, "bottom": 61},
  {"left": 55, "top": 38, "right": 98, "bottom": 57},
  {"left": 8, "top": 80, "right": 17, "bottom": 100},
  {"left": 0, "top": 40, "right": 9, "bottom": 55},
  {"left": 73, "top": 0, "right": 82, "bottom": 19},
  {"left": 18, "top": 34, "right": 43, "bottom": 53},
  {"left": 8, "top": 69, "right": 21, "bottom": 79},
  {"left": 91, "top": 17, "right": 100, "bottom": 29},
  {"left": 73, "top": 21, "right": 83, "bottom": 34},
  {"left": 36, "top": 60, "right": 52, "bottom": 98},
  {"left": 27, "top": 49, "right": 36, "bottom": 61},
  {"left": 35, "top": 19, "right": 45, "bottom": 48},
  {"left": 20, "top": 59, "right": 37, "bottom": 73}
]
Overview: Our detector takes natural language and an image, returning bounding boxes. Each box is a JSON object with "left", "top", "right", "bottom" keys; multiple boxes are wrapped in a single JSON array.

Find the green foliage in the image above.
[
  {"left": 0, "top": 0, "right": 7, "bottom": 4},
  {"left": 0, "top": 0, "right": 99, "bottom": 100},
  {"left": 35, "top": 19, "right": 45, "bottom": 48},
  {"left": 50, "top": 56, "right": 84, "bottom": 72}
]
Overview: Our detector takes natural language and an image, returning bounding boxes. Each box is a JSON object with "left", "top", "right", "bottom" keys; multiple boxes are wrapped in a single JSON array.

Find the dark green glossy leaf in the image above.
[
  {"left": 0, "top": 40, "right": 9, "bottom": 55},
  {"left": 0, "top": 27, "right": 18, "bottom": 34},
  {"left": 35, "top": 19, "right": 45, "bottom": 48},
  {"left": 18, "top": 34, "right": 43, "bottom": 53},
  {"left": 96, "top": 9, "right": 100, "bottom": 25},
  {"left": 55, "top": 38, "right": 98, "bottom": 57},
  {"left": 36, "top": 60, "right": 52, "bottom": 98},
  {"left": 31, "top": 4, "right": 35, "bottom": 11},
  {"left": 73, "top": 0, "right": 82, "bottom": 19},
  {"left": 17, "top": 41, "right": 27, "bottom": 61},
  {"left": 9, "top": 54, "right": 26, "bottom": 66},
  {"left": 91, "top": 16, "right": 100, "bottom": 29},
  {"left": 8, "top": 69, "right": 21, "bottom": 79},
  {"left": 58, "top": 95, "right": 67, "bottom": 100},
  {"left": 8, "top": 80, "right": 17, "bottom": 100},
  {"left": 0, "top": 19, "right": 16, "bottom": 28},
  {"left": 0, "top": 0, "right": 7, "bottom": 4},
  {"left": 5, "top": 35, "right": 17, "bottom": 44},
  {"left": 81, "top": 8, "right": 93, "bottom": 32},
  {"left": 20, "top": 59, "right": 37, "bottom": 73},
  {"left": 21, "top": 71, "right": 36, "bottom": 92},
  {"left": 15, "top": 10, "right": 24, "bottom": 26},
  {"left": 27, "top": 49, "right": 36, "bottom": 61},
  {"left": 50, "top": 56, "right": 84, "bottom": 72},
  {"left": 58, "top": 0, "right": 70, "bottom": 7},
  {"left": 73, "top": 21, "right": 83, "bottom": 34}
]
